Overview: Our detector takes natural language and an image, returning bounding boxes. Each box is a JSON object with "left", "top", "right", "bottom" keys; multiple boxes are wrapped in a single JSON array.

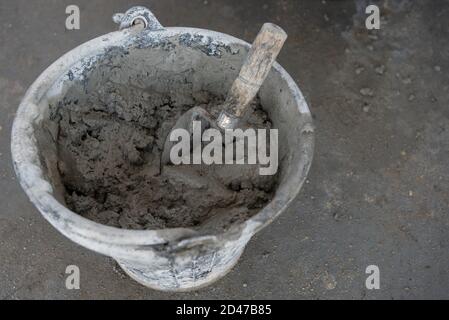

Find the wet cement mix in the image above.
[{"left": 52, "top": 85, "right": 278, "bottom": 231}]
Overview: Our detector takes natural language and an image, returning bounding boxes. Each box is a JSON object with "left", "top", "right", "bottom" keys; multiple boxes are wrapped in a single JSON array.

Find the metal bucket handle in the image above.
[{"left": 113, "top": 6, "right": 164, "bottom": 31}]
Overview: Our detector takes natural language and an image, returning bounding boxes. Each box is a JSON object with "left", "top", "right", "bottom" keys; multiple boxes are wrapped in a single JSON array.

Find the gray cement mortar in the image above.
[
  {"left": 51, "top": 91, "right": 275, "bottom": 231},
  {"left": 1, "top": 0, "right": 448, "bottom": 299}
]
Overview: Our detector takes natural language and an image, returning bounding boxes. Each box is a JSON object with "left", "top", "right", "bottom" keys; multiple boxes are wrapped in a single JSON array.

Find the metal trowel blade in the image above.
[{"left": 161, "top": 106, "right": 219, "bottom": 166}]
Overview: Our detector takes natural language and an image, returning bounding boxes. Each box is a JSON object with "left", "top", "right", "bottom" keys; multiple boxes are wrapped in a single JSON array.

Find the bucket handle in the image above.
[{"left": 113, "top": 6, "right": 164, "bottom": 31}]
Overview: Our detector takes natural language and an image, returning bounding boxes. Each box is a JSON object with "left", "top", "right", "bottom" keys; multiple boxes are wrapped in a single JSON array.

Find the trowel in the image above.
[{"left": 161, "top": 23, "right": 287, "bottom": 166}]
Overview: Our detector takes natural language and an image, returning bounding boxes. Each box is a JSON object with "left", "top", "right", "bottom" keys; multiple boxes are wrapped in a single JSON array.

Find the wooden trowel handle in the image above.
[{"left": 224, "top": 23, "right": 287, "bottom": 117}]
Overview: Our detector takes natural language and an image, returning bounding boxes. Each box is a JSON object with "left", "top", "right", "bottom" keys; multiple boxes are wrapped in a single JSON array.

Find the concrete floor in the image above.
[{"left": 1, "top": 0, "right": 448, "bottom": 299}]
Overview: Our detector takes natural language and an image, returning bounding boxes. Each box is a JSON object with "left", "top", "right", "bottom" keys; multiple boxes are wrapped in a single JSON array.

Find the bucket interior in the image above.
[{"left": 33, "top": 32, "right": 308, "bottom": 232}]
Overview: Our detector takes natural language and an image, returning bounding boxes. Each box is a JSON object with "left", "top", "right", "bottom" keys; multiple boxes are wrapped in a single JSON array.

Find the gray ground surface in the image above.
[{"left": 0, "top": 0, "right": 448, "bottom": 299}]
